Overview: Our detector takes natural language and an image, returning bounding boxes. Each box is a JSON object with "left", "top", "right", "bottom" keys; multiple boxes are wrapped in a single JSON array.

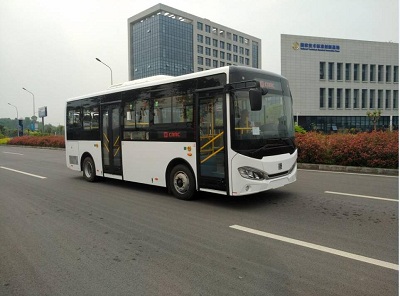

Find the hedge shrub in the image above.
[
  {"left": 296, "top": 131, "right": 398, "bottom": 169},
  {"left": 6, "top": 132, "right": 399, "bottom": 169},
  {"left": 7, "top": 135, "right": 65, "bottom": 148}
]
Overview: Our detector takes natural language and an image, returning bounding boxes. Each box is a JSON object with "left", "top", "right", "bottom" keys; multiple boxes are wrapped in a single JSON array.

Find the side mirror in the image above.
[{"left": 249, "top": 89, "right": 262, "bottom": 111}]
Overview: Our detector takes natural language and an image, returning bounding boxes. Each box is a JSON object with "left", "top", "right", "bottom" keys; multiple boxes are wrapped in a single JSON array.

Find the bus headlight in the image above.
[{"left": 238, "top": 167, "right": 266, "bottom": 181}]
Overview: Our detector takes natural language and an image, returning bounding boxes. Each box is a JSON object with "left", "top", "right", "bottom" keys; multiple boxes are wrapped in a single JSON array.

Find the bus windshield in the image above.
[{"left": 232, "top": 89, "right": 295, "bottom": 155}]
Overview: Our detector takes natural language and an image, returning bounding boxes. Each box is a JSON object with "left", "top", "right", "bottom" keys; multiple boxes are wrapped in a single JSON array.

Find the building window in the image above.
[
  {"left": 197, "top": 34, "right": 203, "bottom": 43},
  {"left": 197, "top": 22, "right": 203, "bottom": 31},
  {"left": 362, "top": 64, "right": 368, "bottom": 81},
  {"left": 378, "top": 65, "right": 384, "bottom": 82},
  {"left": 205, "top": 47, "right": 211, "bottom": 56},
  {"left": 394, "top": 66, "right": 399, "bottom": 83},
  {"left": 220, "top": 61, "right": 225, "bottom": 67},
  {"left": 386, "top": 90, "right": 391, "bottom": 109},
  {"left": 328, "top": 88, "right": 334, "bottom": 108},
  {"left": 337, "top": 63, "right": 343, "bottom": 81},
  {"left": 345, "top": 89, "right": 351, "bottom": 108},
  {"left": 233, "top": 45, "right": 238, "bottom": 53},
  {"left": 205, "top": 36, "right": 211, "bottom": 45},
  {"left": 320, "top": 88, "right": 325, "bottom": 108},
  {"left": 226, "top": 32, "right": 232, "bottom": 39},
  {"left": 345, "top": 63, "right": 351, "bottom": 81},
  {"left": 353, "top": 89, "right": 360, "bottom": 109},
  {"left": 370, "top": 65, "right": 376, "bottom": 82},
  {"left": 213, "top": 49, "right": 218, "bottom": 58},
  {"left": 205, "top": 25, "right": 211, "bottom": 33},
  {"left": 205, "top": 58, "right": 211, "bottom": 67},
  {"left": 213, "top": 60, "right": 218, "bottom": 68},
  {"left": 362, "top": 89, "right": 368, "bottom": 108},
  {"left": 197, "top": 45, "right": 203, "bottom": 54},
  {"left": 213, "top": 39, "right": 218, "bottom": 47},
  {"left": 369, "top": 90, "right": 375, "bottom": 108},
  {"left": 245, "top": 48, "right": 250, "bottom": 56},
  {"left": 320, "top": 62, "right": 326, "bottom": 79},
  {"left": 227, "top": 43, "right": 232, "bottom": 51},
  {"left": 337, "top": 89, "right": 343, "bottom": 108},
  {"left": 212, "top": 27, "right": 218, "bottom": 35},
  {"left": 354, "top": 64, "right": 360, "bottom": 81},
  {"left": 226, "top": 53, "right": 232, "bottom": 61},
  {"left": 233, "top": 34, "right": 238, "bottom": 42},
  {"left": 394, "top": 90, "right": 399, "bottom": 109},
  {"left": 220, "top": 51, "right": 225, "bottom": 59},
  {"left": 378, "top": 90, "right": 383, "bottom": 108},
  {"left": 239, "top": 47, "right": 244, "bottom": 55},
  {"left": 220, "top": 41, "right": 225, "bottom": 49},
  {"left": 328, "top": 63, "right": 334, "bottom": 80},
  {"left": 239, "top": 36, "right": 244, "bottom": 43},
  {"left": 233, "top": 55, "right": 238, "bottom": 63},
  {"left": 386, "top": 65, "right": 392, "bottom": 82},
  {"left": 197, "top": 56, "right": 203, "bottom": 65}
]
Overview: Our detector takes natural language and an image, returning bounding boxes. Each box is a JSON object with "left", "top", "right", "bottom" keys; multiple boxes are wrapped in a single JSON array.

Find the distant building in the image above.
[
  {"left": 128, "top": 3, "right": 261, "bottom": 80},
  {"left": 281, "top": 34, "right": 399, "bottom": 132}
]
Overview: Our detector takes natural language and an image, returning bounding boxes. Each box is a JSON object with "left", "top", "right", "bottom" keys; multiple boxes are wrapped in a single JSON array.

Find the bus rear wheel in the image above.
[
  {"left": 169, "top": 164, "right": 196, "bottom": 200},
  {"left": 82, "top": 156, "right": 97, "bottom": 182}
]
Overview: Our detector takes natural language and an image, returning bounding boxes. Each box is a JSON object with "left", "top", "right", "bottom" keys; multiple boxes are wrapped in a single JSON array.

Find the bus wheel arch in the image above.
[
  {"left": 81, "top": 153, "right": 97, "bottom": 182},
  {"left": 166, "top": 159, "right": 196, "bottom": 200}
]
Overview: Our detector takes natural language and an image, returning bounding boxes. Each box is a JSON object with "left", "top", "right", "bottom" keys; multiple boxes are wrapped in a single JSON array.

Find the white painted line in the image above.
[
  {"left": 0, "top": 166, "right": 47, "bottom": 179},
  {"left": 230, "top": 225, "right": 399, "bottom": 271},
  {"left": 325, "top": 191, "right": 398, "bottom": 202},
  {"left": 3, "top": 152, "right": 24, "bottom": 156},
  {"left": 298, "top": 168, "right": 398, "bottom": 178}
]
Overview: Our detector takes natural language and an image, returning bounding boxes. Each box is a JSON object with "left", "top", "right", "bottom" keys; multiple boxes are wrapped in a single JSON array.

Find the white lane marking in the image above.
[
  {"left": 298, "top": 168, "right": 398, "bottom": 178},
  {"left": 3, "top": 152, "right": 24, "bottom": 156},
  {"left": 0, "top": 166, "right": 47, "bottom": 179},
  {"left": 325, "top": 191, "right": 398, "bottom": 202},
  {"left": 230, "top": 225, "right": 399, "bottom": 271}
]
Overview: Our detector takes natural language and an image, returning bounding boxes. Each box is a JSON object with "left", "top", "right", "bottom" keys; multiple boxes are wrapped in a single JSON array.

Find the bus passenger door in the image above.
[
  {"left": 197, "top": 93, "right": 227, "bottom": 192},
  {"left": 101, "top": 103, "right": 122, "bottom": 176}
]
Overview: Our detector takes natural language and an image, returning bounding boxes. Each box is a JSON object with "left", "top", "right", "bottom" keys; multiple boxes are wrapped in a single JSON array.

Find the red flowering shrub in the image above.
[
  {"left": 295, "top": 132, "right": 332, "bottom": 164},
  {"left": 296, "top": 131, "right": 398, "bottom": 169},
  {"left": 8, "top": 135, "right": 65, "bottom": 148}
]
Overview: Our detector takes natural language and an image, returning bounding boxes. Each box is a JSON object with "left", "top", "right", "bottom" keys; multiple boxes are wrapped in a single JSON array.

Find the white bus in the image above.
[{"left": 66, "top": 66, "right": 297, "bottom": 200}]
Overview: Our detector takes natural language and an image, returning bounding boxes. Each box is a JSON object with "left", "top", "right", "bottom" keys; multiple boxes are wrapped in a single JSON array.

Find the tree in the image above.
[{"left": 366, "top": 110, "right": 381, "bottom": 131}]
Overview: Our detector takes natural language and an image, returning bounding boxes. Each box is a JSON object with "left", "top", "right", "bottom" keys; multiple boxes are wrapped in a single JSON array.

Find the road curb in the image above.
[{"left": 298, "top": 163, "right": 399, "bottom": 176}]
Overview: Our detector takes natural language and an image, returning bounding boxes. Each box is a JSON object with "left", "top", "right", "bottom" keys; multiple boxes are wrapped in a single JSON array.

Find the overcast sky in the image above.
[{"left": 0, "top": 0, "right": 398, "bottom": 125}]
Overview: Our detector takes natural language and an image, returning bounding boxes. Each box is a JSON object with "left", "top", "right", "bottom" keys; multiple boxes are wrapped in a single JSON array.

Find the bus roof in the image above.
[{"left": 67, "top": 66, "right": 285, "bottom": 102}]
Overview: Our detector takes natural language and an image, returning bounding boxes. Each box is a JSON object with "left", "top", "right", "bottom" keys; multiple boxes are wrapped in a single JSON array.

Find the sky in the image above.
[{"left": 0, "top": 0, "right": 398, "bottom": 125}]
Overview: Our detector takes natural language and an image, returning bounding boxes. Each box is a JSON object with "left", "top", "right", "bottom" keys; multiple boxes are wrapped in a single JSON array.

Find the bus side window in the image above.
[
  {"left": 136, "top": 99, "right": 150, "bottom": 127},
  {"left": 67, "top": 107, "right": 81, "bottom": 128},
  {"left": 154, "top": 97, "right": 172, "bottom": 124},
  {"left": 124, "top": 101, "right": 136, "bottom": 127},
  {"left": 173, "top": 94, "right": 193, "bottom": 123},
  {"left": 82, "top": 107, "right": 99, "bottom": 131}
]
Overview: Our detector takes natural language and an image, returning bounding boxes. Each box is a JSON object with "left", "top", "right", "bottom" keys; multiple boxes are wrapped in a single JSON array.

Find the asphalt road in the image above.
[{"left": 0, "top": 146, "right": 398, "bottom": 296}]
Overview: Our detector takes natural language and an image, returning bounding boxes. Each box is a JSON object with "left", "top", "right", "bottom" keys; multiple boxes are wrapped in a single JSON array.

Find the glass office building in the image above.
[
  {"left": 128, "top": 4, "right": 261, "bottom": 80},
  {"left": 281, "top": 34, "right": 399, "bottom": 132}
]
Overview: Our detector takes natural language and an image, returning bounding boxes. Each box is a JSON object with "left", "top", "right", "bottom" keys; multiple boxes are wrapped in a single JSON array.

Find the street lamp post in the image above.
[
  {"left": 96, "top": 58, "right": 113, "bottom": 85},
  {"left": 22, "top": 87, "right": 35, "bottom": 117},
  {"left": 8, "top": 103, "right": 19, "bottom": 136}
]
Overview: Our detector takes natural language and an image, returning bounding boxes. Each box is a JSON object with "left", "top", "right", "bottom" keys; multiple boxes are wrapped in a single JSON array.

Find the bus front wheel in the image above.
[
  {"left": 82, "top": 156, "right": 97, "bottom": 182},
  {"left": 169, "top": 164, "right": 196, "bottom": 200}
]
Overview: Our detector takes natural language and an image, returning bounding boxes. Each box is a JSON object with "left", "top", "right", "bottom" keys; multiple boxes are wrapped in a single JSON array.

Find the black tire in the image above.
[
  {"left": 82, "top": 156, "right": 97, "bottom": 182},
  {"left": 169, "top": 164, "right": 196, "bottom": 200}
]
